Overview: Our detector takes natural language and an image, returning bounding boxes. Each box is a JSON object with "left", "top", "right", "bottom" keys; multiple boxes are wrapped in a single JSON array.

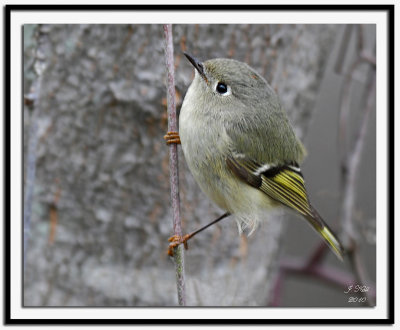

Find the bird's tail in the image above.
[{"left": 306, "top": 206, "right": 345, "bottom": 261}]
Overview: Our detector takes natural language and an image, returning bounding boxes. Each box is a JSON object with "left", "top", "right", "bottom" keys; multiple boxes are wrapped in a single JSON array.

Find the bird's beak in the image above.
[{"left": 184, "top": 52, "right": 208, "bottom": 83}]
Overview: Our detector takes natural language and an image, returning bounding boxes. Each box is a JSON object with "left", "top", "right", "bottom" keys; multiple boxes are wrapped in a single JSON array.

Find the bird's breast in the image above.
[{"left": 179, "top": 103, "right": 231, "bottom": 210}]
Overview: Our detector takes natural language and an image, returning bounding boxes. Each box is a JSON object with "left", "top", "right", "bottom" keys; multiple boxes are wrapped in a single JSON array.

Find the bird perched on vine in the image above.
[{"left": 165, "top": 53, "right": 344, "bottom": 261}]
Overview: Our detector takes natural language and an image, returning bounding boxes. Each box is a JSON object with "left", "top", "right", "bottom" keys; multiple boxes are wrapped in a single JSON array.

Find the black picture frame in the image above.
[{"left": 4, "top": 3, "right": 394, "bottom": 325}]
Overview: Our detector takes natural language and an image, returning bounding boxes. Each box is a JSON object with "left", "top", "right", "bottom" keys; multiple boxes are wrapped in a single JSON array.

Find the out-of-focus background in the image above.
[{"left": 23, "top": 24, "right": 376, "bottom": 307}]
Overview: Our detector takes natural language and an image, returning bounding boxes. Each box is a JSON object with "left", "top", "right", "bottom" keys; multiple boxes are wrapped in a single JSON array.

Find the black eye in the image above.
[{"left": 216, "top": 82, "right": 228, "bottom": 94}]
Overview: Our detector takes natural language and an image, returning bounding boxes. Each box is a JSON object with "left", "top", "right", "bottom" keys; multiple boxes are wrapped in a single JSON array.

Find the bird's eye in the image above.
[{"left": 216, "top": 82, "right": 228, "bottom": 94}]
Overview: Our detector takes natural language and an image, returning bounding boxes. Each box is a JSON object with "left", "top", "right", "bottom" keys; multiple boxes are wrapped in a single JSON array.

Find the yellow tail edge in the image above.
[
  {"left": 319, "top": 226, "right": 345, "bottom": 262},
  {"left": 306, "top": 206, "right": 345, "bottom": 261}
]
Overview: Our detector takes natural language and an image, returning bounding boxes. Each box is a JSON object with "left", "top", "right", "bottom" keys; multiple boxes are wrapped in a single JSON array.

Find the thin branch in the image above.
[
  {"left": 282, "top": 258, "right": 365, "bottom": 289},
  {"left": 341, "top": 70, "right": 376, "bottom": 306},
  {"left": 360, "top": 51, "right": 376, "bottom": 67},
  {"left": 356, "top": 25, "right": 365, "bottom": 52},
  {"left": 334, "top": 25, "right": 353, "bottom": 75},
  {"left": 269, "top": 269, "right": 284, "bottom": 307},
  {"left": 269, "top": 249, "right": 377, "bottom": 307},
  {"left": 305, "top": 242, "right": 329, "bottom": 268},
  {"left": 340, "top": 73, "right": 375, "bottom": 244},
  {"left": 338, "top": 59, "right": 361, "bottom": 179},
  {"left": 163, "top": 24, "right": 186, "bottom": 306},
  {"left": 338, "top": 26, "right": 376, "bottom": 305}
]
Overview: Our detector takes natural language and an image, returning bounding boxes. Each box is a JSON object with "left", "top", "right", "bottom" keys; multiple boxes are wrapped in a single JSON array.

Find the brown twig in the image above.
[
  {"left": 269, "top": 256, "right": 376, "bottom": 307},
  {"left": 163, "top": 24, "right": 186, "bottom": 306}
]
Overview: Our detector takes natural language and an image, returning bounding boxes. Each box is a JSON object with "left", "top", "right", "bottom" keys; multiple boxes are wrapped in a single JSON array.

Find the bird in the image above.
[{"left": 165, "top": 53, "right": 344, "bottom": 261}]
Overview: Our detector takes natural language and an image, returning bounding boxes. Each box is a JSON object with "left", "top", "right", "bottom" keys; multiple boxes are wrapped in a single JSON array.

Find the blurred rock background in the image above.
[{"left": 23, "top": 24, "right": 376, "bottom": 306}]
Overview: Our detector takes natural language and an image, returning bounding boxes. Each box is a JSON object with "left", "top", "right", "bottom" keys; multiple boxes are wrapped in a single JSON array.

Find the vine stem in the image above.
[{"left": 163, "top": 24, "right": 186, "bottom": 306}]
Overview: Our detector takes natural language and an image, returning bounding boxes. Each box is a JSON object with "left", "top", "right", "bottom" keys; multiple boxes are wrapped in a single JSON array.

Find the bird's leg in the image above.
[
  {"left": 164, "top": 131, "right": 181, "bottom": 145},
  {"left": 167, "top": 212, "right": 231, "bottom": 256}
]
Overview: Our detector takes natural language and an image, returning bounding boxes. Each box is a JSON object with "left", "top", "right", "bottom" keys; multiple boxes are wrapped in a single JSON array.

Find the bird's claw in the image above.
[
  {"left": 167, "top": 234, "right": 191, "bottom": 256},
  {"left": 164, "top": 131, "right": 181, "bottom": 145}
]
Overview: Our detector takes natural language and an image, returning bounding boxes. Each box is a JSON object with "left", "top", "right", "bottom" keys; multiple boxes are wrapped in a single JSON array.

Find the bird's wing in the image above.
[
  {"left": 223, "top": 107, "right": 309, "bottom": 214},
  {"left": 226, "top": 154, "right": 344, "bottom": 260},
  {"left": 226, "top": 155, "right": 312, "bottom": 218},
  {"left": 223, "top": 103, "right": 307, "bottom": 166}
]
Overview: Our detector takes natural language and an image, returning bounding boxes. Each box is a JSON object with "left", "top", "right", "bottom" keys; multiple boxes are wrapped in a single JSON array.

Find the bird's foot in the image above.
[
  {"left": 164, "top": 131, "right": 181, "bottom": 145},
  {"left": 167, "top": 234, "right": 191, "bottom": 256}
]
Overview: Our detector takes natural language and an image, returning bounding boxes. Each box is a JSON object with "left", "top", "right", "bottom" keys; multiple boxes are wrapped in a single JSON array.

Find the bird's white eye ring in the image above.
[{"left": 215, "top": 82, "right": 231, "bottom": 95}]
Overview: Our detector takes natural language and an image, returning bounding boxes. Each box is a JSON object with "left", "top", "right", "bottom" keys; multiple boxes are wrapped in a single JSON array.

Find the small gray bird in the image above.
[{"left": 167, "top": 53, "right": 344, "bottom": 261}]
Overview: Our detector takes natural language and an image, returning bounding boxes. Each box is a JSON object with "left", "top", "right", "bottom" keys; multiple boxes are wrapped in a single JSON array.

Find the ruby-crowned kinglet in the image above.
[{"left": 178, "top": 53, "right": 344, "bottom": 261}]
